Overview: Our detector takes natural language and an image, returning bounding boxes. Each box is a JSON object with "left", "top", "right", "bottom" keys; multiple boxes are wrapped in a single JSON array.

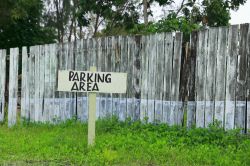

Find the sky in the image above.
[
  {"left": 230, "top": 0, "right": 250, "bottom": 24},
  {"left": 150, "top": 0, "right": 250, "bottom": 25}
]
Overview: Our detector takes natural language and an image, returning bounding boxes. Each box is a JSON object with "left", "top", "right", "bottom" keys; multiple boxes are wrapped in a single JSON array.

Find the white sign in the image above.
[{"left": 57, "top": 70, "right": 127, "bottom": 93}]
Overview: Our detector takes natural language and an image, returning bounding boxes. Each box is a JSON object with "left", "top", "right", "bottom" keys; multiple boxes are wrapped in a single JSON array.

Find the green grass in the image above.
[{"left": 0, "top": 117, "right": 250, "bottom": 165}]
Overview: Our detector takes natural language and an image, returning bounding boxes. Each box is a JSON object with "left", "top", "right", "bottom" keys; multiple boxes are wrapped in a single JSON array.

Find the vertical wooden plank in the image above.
[
  {"left": 187, "top": 32, "right": 197, "bottom": 128},
  {"left": 163, "top": 33, "right": 174, "bottom": 125},
  {"left": 51, "top": 44, "right": 60, "bottom": 123},
  {"left": 119, "top": 36, "right": 128, "bottom": 121},
  {"left": 235, "top": 24, "right": 248, "bottom": 129},
  {"left": 105, "top": 37, "right": 112, "bottom": 118},
  {"left": 21, "top": 47, "right": 27, "bottom": 120},
  {"left": 112, "top": 36, "right": 120, "bottom": 120},
  {"left": 195, "top": 30, "right": 208, "bottom": 128},
  {"left": 39, "top": 45, "right": 45, "bottom": 122},
  {"left": 44, "top": 44, "right": 51, "bottom": 122},
  {"left": 133, "top": 35, "right": 141, "bottom": 121},
  {"left": 65, "top": 42, "right": 72, "bottom": 120},
  {"left": 111, "top": 36, "right": 120, "bottom": 119},
  {"left": 8, "top": 48, "right": 19, "bottom": 127},
  {"left": 97, "top": 38, "right": 106, "bottom": 119},
  {"left": 126, "top": 36, "right": 133, "bottom": 120},
  {"left": 81, "top": 39, "right": 89, "bottom": 121},
  {"left": 204, "top": 28, "right": 218, "bottom": 127},
  {"left": 214, "top": 27, "right": 228, "bottom": 127},
  {"left": 75, "top": 39, "right": 84, "bottom": 121},
  {"left": 29, "top": 47, "right": 35, "bottom": 121},
  {"left": 147, "top": 34, "right": 156, "bottom": 123},
  {"left": 246, "top": 23, "right": 250, "bottom": 132},
  {"left": 140, "top": 35, "right": 148, "bottom": 122},
  {"left": 225, "top": 25, "right": 238, "bottom": 130},
  {"left": 154, "top": 33, "right": 164, "bottom": 123},
  {"left": 95, "top": 38, "right": 101, "bottom": 120},
  {"left": 58, "top": 43, "right": 65, "bottom": 121},
  {"left": 91, "top": 38, "right": 98, "bottom": 119},
  {"left": 170, "top": 32, "right": 183, "bottom": 126},
  {"left": 34, "top": 46, "right": 40, "bottom": 122},
  {"left": 50, "top": 43, "right": 59, "bottom": 123},
  {"left": 67, "top": 42, "right": 75, "bottom": 120},
  {"left": 0, "top": 50, "right": 6, "bottom": 122}
]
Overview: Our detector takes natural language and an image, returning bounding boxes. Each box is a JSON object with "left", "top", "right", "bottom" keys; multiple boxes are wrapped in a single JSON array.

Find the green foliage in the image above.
[
  {"left": 0, "top": 0, "right": 56, "bottom": 49},
  {"left": 0, "top": 118, "right": 250, "bottom": 165},
  {"left": 78, "top": 0, "right": 139, "bottom": 36}
]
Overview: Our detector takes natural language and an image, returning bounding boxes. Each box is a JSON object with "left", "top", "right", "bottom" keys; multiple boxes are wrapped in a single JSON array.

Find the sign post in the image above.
[
  {"left": 88, "top": 66, "right": 96, "bottom": 146},
  {"left": 57, "top": 67, "right": 127, "bottom": 146}
]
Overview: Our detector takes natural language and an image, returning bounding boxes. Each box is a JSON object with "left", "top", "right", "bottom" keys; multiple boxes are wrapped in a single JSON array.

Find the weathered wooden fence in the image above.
[
  {"left": 185, "top": 24, "right": 250, "bottom": 131},
  {"left": 0, "top": 24, "right": 250, "bottom": 130},
  {"left": 1, "top": 32, "right": 183, "bottom": 126},
  {"left": 0, "top": 50, "right": 6, "bottom": 122}
]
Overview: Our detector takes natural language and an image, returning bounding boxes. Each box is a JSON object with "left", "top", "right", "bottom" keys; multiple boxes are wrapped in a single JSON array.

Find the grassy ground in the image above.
[{"left": 0, "top": 117, "right": 250, "bottom": 166}]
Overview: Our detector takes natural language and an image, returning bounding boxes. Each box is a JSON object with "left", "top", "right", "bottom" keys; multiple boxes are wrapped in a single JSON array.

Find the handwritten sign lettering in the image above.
[{"left": 58, "top": 70, "right": 127, "bottom": 93}]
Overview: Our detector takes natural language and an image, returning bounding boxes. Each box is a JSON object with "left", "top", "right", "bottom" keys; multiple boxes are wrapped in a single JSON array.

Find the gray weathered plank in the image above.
[
  {"left": 0, "top": 50, "right": 6, "bottom": 122},
  {"left": 21, "top": 47, "right": 27, "bottom": 120},
  {"left": 98, "top": 37, "right": 107, "bottom": 119},
  {"left": 147, "top": 34, "right": 156, "bottom": 123},
  {"left": 204, "top": 28, "right": 218, "bottom": 127},
  {"left": 170, "top": 32, "right": 183, "bottom": 126},
  {"left": 38, "top": 45, "right": 45, "bottom": 122},
  {"left": 34, "top": 45, "right": 40, "bottom": 122},
  {"left": 163, "top": 33, "right": 174, "bottom": 125},
  {"left": 75, "top": 39, "right": 84, "bottom": 121},
  {"left": 8, "top": 48, "right": 19, "bottom": 127},
  {"left": 111, "top": 36, "right": 119, "bottom": 118},
  {"left": 214, "top": 27, "right": 228, "bottom": 127},
  {"left": 48, "top": 44, "right": 57, "bottom": 123},
  {"left": 195, "top": 30, "right": 208, "bottom": 128},
  {"left": 126, "top": 36, "right": 134, "bottom": 120},
  {"left": 235, "top": 24, "right": 249, "bottom": 130},
  {"left": 187, "top": 31, "right": 197, "bottom": 128},
  {"left": 246, "top": 23, "right": 250, "bottom": 132},
  {"left": 119, "top": 36, "right": 128, "bottom": 121},
  {"left": 133, "top": 36, "right": 141, "bottom": 121},
  {"left": 225, "top": 25, "right": 238, "bottom": 130},
  {"left": 140, "top": 35, "right": 148, "bottom": 122},
  {"left": 155, "top": 33, "right": 164, "bottom": 123},
  {"left": 44, "top": 44, "right": 51, "bottom": 122}
]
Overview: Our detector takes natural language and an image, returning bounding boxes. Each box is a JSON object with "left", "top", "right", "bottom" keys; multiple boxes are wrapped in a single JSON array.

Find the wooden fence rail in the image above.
[{"left": 0, "top": 24, "right": 250, "bottom": 130}]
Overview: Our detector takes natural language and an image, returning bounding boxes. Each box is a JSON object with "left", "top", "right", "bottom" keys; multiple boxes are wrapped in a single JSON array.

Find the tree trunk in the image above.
[{"left": 143, "top": 0, "right": 148, "bottom": 25}]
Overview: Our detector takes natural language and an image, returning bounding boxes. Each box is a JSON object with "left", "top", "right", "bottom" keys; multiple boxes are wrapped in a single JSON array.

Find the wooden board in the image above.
[
  {"left": 187, "top": 31, "right": 198, "bottom": 128},
  {"left": 235, "top": 24, "right": 249, "bottom": 130},
  {"left": 204, "top": 28, "right": 218, "bottom": 127},
  {"left": 126, "top": 36, "right": 134, "bottom": 120},
  {"left": 163, "top": 33, "right": 174, "bottom": 125},
  {"left": 111, "top": 36, "right": 120, "bottom": 118},
  {"left": 75, "top": 39, "right": 83, "bottom": 120},
  {"left": 214, "top": 27, "right": 228, "bottom": 127},
  {"left": 246, "top": 24, "right": 250, "bottom": 132},
  {"left": 154, "top": 34, "right": 164, "bottom": 123},
  {"left": 38, "top": 45, "right": 45, "bottom": 122},
  {"left": 119, "top": 36, "right": 128, "bottom": 121},
  {"left": 170, "top": 32, "right": 183, "bottom": 125},
  {"left": 8, "top": 48, "right": 19, "bottom": 127},
  {"left": 0, "top": 50, "right": 6, "bottom": 122},
  {"left": 147, "top": 34, "right": 156, "bottom": 123},
  {"left": 225, "top": 25, "right": 238, "bottom": 130},
  {"left": 195, "top": 30, "right": 208, "bottom": 128},
  {"left": 140, "top": 35, "right": 148, "bottom": 122},
  {"left": 133, "top": 36, "right": 141, "bottom": 121},
  {"left": 21, "top": 47, "right": 28, "bottom": 120},
  {"left": 97, "top": 38, "right": 106, "bottom": 119}
]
